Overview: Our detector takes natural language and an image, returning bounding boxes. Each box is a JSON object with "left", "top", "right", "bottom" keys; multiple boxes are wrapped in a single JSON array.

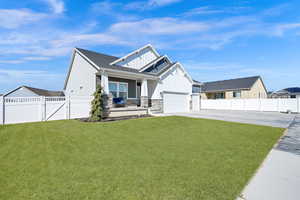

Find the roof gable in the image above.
[
  {"left": 5, "top": 86, "right": 64, "bottom": 97},
  {"left": 202, "top": 76, "right": 261, "bottom": 92},
  {"left": 110, "top": 44, "right": 160, "bottom": 68}
]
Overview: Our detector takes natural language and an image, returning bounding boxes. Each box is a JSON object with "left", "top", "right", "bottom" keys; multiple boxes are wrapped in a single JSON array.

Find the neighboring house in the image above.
[
  {"left": 4, "top": 86, "right": 64, "bottom": 97},
  {"left": 200, "top": 76, "right": 267, "bottom": 99},
  {"left": 270, "top": 87, "right": 300, "bottom": 98},
  {"left": 64, "top": 44, "right": 201, "bottom": 113}
]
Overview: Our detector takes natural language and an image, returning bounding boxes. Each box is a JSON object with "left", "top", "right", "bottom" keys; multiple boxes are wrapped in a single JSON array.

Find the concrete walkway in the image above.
[{"left": 238, "top": 115, "right": 300, "bottom": 200}]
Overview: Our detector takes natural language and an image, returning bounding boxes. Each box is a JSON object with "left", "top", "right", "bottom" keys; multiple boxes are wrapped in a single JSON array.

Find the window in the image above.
[
  {"left": 109, "top": 82, "right": 128, "bottom": 99},
  {"left": 109, "top": 82, "right": 118, "bottom": 98},
  {"left": 119, "top": 83, "right": 128, "bottom": 99},
  {"left": 291, "top": 95, "right": 296, "bottom": 99},
  {"left": 143, "top": 57, "right": 169, "bottom": 74},
  {"left": 233, "top": 91, "right": 241, "bottom": 98},
  {"left": 192, "top": 85, "right": 201, "bottom": 93},
  {"left": 214, "top": 92, "right": 225, "bottom": 99}
]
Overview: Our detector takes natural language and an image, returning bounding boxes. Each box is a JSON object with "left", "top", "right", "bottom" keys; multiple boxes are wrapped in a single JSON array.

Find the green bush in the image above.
[{"left": 90, "top": 85, "right": 103, "bottom": 121}]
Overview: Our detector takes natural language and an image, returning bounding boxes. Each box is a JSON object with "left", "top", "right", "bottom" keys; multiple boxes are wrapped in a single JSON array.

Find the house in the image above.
[
  {"left": 269, "top": 87, "right": 300, "bottom": 98},
  {"left": 64, "top": 44, "right": 201, "bottom": 113},
  {"left": 200, "top": 76, "right": 267, "bottom": 99},
  {"left": 4, "top": 86, "right": 64, "bottom": 97}
]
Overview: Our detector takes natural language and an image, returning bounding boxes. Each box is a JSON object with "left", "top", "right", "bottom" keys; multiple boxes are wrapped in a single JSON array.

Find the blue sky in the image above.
[{"left": 1, "top": 0, "right": 300, "bottom": 93}]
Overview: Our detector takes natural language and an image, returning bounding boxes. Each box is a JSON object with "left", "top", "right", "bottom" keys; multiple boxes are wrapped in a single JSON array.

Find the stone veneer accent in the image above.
[
  {"left": 102, "top": 94, "right": 113, "bottom": 118},
  {"left": 150, "top": 99, "right": 163, "bottom": 113},
  {"left": 140, "top": 96, "right": 149, "bottom": 108}
]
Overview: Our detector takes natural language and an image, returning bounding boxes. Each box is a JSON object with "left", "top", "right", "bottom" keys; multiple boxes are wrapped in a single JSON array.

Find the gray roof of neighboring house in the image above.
[
  {"left": 76, "top": 48, "right": 175, "bottom": 76},
  {"left": 273, "top": 87, "right": 300, "bottom": 95},
  {"left": 5, "top": 86, "right": 64, "bottom": 97},
  {"left": 201, "top": 76, "right": 262, "bottom": 92}
]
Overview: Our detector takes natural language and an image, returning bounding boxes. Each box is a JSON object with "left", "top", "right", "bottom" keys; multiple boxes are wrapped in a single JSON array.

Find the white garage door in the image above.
[{"left": 163, "top": 92, "right": 190, "bottom": 113}]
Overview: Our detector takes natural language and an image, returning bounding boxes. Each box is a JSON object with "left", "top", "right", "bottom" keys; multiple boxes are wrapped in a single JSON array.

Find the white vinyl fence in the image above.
[
  {"left": 0, "top": 96, "right": 93, "bottom": 125},
  {"left": 200, "top": 98, "right": 300, "bottom": 113}
]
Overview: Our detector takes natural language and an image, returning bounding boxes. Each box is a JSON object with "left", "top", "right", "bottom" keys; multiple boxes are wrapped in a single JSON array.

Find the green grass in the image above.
[{"left": 0, "top": 116, "right": 283, "bottom": 200}]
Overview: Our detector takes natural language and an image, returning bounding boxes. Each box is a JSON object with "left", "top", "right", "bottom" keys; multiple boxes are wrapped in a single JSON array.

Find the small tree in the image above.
[{"left": 90, "top": 85, "right": 103, "bottom": 121}]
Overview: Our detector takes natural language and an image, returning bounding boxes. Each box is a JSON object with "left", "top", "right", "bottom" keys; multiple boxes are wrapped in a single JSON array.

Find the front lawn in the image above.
[{"left": 0, "top": 116, "right": 283, "bottom": 200}]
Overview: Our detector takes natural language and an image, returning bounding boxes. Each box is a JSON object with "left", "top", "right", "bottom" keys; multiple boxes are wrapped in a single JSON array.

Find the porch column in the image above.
[
  {"left": 101, "top": 72, "right": 109, "bottom": 94},
  {"left": 141, "top": 79, "right": 149, "bottom": 108},
  {"left": 100, "top": 72, "right": 112, "bottom": 115}
]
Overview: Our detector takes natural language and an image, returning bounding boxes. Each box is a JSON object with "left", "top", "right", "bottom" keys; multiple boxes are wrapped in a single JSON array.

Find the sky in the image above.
[{"left": 0, "top": 0, "right": 300, "bottom": 94}]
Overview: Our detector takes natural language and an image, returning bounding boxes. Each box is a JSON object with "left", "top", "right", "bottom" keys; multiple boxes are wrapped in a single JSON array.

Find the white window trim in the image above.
[{"left": 109, "top": 81, "right": 129, "bottom": 99}]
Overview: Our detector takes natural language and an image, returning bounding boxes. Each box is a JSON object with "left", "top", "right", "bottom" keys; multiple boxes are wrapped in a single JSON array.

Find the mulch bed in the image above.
[{"left": 78, "top": 114, "right": 153, "bottom": 123}]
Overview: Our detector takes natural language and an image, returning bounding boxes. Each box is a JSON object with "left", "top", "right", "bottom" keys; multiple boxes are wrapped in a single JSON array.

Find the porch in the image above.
[{"left": 96, "top": 71, "right": 161, "bottom": 117}]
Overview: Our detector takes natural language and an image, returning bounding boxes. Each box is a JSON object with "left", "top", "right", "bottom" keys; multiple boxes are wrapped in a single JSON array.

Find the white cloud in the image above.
[
  {"left": 0, "top": 69, "right": 65, "bottom": 92},
  {"left": 0, "top": 60, "right": 24, "bottom": 64},
  {"left": 183, "top": 7, "right": 224, "bottom": 16},
  {"left": 0, "top": 9, "right": 46, "bottom": 29},
  {"left": 273, "top": 23, "right": 300, "bottom": 36},
  {"left": 148, "top": 0, "right": 181, "bottom": 6},
  {"left": 23, "top": 56, "right": 51, "bottom": 61},
  {"left": 125, "top": 0, "right": 181, "bottom": 10},
  {"left": 109, "top": 18, "right": 209, "bottom": 35},
  {"left": 43, "top": 0, "right": 65, "bottom": 14},
  {"left": 51, "top": 33, "right": 130, "bottom": 48}
]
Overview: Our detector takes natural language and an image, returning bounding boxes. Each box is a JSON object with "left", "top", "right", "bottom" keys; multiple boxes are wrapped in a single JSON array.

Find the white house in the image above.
[{"left": 64, "top": 44, "right": 201, "bottom": 113}]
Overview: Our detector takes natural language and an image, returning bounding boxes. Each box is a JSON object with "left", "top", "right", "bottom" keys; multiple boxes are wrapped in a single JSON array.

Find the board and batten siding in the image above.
[
  {"left": 65, "top": 52, "right": 98, "bottom": 96},
  {"left": 150, "top": 64, "right": 192, "bottom": 99},
  {"left": 116, "top": 47, "right": 158, "bottom": 70}
]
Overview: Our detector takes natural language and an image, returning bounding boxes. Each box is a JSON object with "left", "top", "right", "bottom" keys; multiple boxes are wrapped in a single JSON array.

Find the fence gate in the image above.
[{"left": 191, "top": 94, "right": 200, "bottom": 111}]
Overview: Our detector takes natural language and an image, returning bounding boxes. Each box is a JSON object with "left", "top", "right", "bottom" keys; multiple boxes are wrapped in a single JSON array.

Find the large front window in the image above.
[
  {"left": 109, "top": 82, "right": 128, "bottom": 99},
  {"left": 214, "top": 92, "right": 225, "bottom": 99}
]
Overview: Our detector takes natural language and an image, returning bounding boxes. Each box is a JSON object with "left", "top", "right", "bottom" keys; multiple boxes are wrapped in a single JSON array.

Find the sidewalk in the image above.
[{"left": 238, "top": 115, "right": 300, "bottom": 200}]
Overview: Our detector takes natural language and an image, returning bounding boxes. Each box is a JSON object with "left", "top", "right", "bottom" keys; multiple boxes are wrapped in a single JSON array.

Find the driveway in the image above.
[
  {"left": 173, "top": 109, "right": 296, "bottom": 128},
  {"left": 161, "top": 109, "right": 300, "bottom": 200}
]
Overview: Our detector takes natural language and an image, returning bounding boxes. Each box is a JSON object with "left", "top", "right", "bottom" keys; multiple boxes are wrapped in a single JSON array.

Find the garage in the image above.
[{"left": 162, "top": 91, "right": 190, "bottom": 113}]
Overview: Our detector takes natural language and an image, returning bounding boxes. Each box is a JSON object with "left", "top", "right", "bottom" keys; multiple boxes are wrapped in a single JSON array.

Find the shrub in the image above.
[{"left": 90, "top": 85, "right": 103, "bottom": 121}]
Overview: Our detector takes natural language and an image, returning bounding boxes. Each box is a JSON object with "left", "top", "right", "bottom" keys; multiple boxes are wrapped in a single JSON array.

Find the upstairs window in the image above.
[{"left": 143, "top": 58, "right": 169, "bottom": 74}]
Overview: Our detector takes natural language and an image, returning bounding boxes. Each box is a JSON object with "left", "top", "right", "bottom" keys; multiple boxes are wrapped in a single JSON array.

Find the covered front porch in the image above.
[{"left": 96, "top": 71, "right": 158, "bottom": 111}]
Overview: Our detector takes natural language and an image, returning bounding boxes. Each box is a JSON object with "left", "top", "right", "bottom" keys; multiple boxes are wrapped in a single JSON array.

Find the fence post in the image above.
[
  {"left": 297, "top": 97, "right": 300, "bottom": 113},
  {"left": 0, "top": 96, "right": 4, "bottom": 125},
  {"left": 40, "top": 96, "right": 46, "bottom": 121},
  {"left": 65, "top": 96, "right": 70, "bottom": 120},
  {"left": 199, "top": 95, "right": 201, "bottom": 110},
  {"left": 259, "top": 98, "right": 262, "bottom": 111}
]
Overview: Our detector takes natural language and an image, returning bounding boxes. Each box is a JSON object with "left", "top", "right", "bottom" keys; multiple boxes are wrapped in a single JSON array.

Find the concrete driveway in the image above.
[
  {"left": 173, "top": 109, "right": 296, "bottom": 128},
  {"left": 161, "top": 109, "right": 300, "bottom": 200}
]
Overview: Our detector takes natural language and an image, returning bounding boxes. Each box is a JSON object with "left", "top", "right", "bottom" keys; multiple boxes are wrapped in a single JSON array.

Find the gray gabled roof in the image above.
[
  {"left": 5, "top": 86, "right": 64, "bottom": 97},
  {"left": 201, "top": 76, "right": 262, "bottom": 92},
  {"left": 273, "top": 87, "right": 300, "bottom": 95},
  {"left": 76, "top": 48, "right": 153, "bottom": 75}
]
